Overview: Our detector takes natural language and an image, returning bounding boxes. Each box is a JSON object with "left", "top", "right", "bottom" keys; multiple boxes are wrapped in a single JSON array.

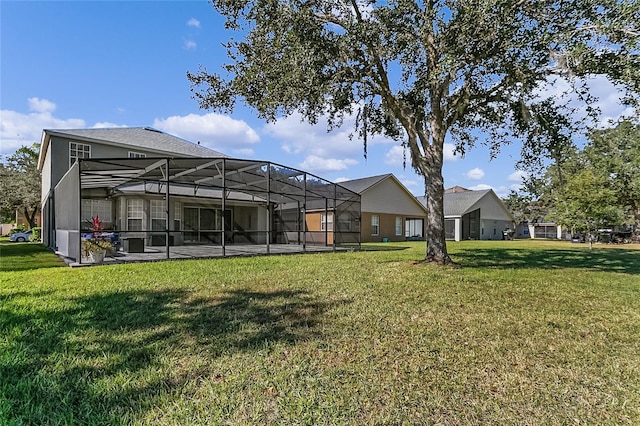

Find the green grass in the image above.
[{"left": 1, "top": 240, "right": 639, "bottom": 424}]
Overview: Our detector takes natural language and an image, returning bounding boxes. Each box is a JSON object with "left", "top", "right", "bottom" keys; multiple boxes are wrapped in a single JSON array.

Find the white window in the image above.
[
  {"left": 173, "top": 202, "right": 182, "bottom": 230},
  {"left": 69, "top": 142, "right": 91, "bottom": 167},
  {"left": 321, "top": 212, "right": 333, "bottom": 231},
  {"left": 127, "top": 199, "right": 144, "bottom": 231},
  {"left": 128, "top": 151, "right": 146, "bottom": 158},
  {"left": 82, "top": 200, "right": 112, "bottom": 227},
  {"left": 337, "top": 213, "right": 351, "bottom": 231},
  {"left": 371, "top": 215, "right": 380, "bottom": 236},
  {"left": 395, "top": 216, "right": 403, "bottom": 236},
  {"left": 150, "top": 200, "right": 167, "bottom": 231}
]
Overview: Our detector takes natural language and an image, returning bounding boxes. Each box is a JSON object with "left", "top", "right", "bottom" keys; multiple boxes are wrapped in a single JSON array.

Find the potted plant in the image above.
[{"left": 81, "top": 215, "right": 113, "bottom": 264}]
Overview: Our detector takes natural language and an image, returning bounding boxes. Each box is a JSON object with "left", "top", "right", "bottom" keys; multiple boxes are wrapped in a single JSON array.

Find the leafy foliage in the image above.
[
  {"left": 189, "top": 0, "right": 639, "bottom": 263},
  {"left": 0, "top": 144, "right": 41, "bottom": 228},
  {"left": 519, "top": 119, "right": 640, "bottom": 233}
]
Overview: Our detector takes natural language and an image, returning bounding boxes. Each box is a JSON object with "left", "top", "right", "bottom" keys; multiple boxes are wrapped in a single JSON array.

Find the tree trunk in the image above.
[
  {"left": 418, "top": 129, "right": 454, "bottom": 265},
  {"left": 24, "top": 207, "right": 38, "bottom": 229},
  {"left": 423, "top": 166, "right": 454, "bottom": 264}
]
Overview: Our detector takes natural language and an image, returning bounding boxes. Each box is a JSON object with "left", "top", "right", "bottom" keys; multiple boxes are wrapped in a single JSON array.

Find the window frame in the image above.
[
  {"left": 150, "top": 199, "right": 167, "bottom": 231},
  {"left": 127, "top": 199, "right": 144, "bottom": 231},
  {"left": 128, "top": 151, "right": 147, "bottom": 158},
  {"left": 320, "top": 212, "right": 334, "bottom": 231},
  {"left": 395, "top": 216, "right": 403, "bottom": 236},
  {"left": 371, "top": 215, "right": 380, "bottom": 236},
  {"left": 69, "top": 142, "right": 91, "bottom": 168}
]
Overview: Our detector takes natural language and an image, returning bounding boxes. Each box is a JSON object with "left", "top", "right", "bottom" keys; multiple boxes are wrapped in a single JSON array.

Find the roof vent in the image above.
[{"left": 143, "top": 127, "right": 163, "bottom": 133}]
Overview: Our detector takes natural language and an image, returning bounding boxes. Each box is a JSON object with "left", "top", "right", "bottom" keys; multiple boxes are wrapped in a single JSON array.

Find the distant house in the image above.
[
  {"left": 515, "top": 222, "right": 565, "bottom": 239},
  {"left": 418, "top": 187, "right": 515, "bottom": 241},
  {"left": 332, "top": 174, "right": 427, "bottom": 243},
  {"left": 37, "top": 127, "right": 360, "bottom": 263}
]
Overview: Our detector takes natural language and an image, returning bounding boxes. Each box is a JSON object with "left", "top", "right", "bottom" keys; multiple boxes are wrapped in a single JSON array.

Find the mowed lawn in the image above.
[{"left": 1, "top": 240, "right": 639, "bottom": 425}]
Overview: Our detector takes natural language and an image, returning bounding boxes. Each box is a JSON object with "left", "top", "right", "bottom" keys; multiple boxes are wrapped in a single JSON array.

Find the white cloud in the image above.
[
  {"left": 92, "top": 122, "right": 127, "bottom": 129},
  {"left": 507, "top": 170, "right": 528, "bottom": 183},
  {"left": 537, "top": 75, "right": 636, "bottom": 130},
  {"left": 1, "top": 99, "right": 85, "bottom": 156},
  {"left": 299, "top": 155, "right": 357, "bottom": 173},
  {"left": 334, "top": 177, "right": 349, "bottom": 183},
  {"left": 265, "top": 112, "right": 364, "bottom": 158},
  {"left": 468, "top": 183, "right": 493, "bottom": 191},
  {"left": 232, "top": 148, "right": 255, "bottom": 157},
  {"left": 400, "top": 178, "right": 419, "bottom": 188},
  {"left": 153, "top": 113, "right": 259, "bottom": 153},
  {"left": 184, "top": 40, "right": 197, "bottom": 50},
  {"left": 266, "top": 109, "right": 461, "bottom": 178},
  {"left": 443, "top": 143, "right": 458, "bottom": 162},
  {"left": 187, "top": 18, "right": 200, "bottom": 28},
  {"left": 467, "top": 183, "right": 521, "bottom": 199},
  {"left": 384, "top": 145, "right": 406, "bottom": 166},
  {"left": 28, "top": 97, "right": 56, "bottom": 113},
  {"left": 466, "top": 167, "right": 485, "bottom": 180}
]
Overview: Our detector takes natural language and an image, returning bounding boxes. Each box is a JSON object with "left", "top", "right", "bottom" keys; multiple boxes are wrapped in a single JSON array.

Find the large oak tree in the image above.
[
  {"left": 189, "top": 0, "right": 638, "bottom": 264},
  {"left": 0, "top": 145, "right": 41, "bottom": 228}
]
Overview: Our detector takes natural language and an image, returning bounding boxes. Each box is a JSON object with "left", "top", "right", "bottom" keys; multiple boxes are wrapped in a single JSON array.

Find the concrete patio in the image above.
[{"left": 67, "top": 243, "right": 356, "bottom": 267}]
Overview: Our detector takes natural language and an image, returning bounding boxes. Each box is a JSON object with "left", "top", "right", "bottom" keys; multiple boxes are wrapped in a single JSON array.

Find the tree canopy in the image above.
[
  {"left": 0, "top": 144, "right": 41, "bottom": 228},
  {"left": 515, "top": 119, "right": 639, "bottom": 236},
  {"left": 189, "top": 0, "right": 639, "bottom": 264}
]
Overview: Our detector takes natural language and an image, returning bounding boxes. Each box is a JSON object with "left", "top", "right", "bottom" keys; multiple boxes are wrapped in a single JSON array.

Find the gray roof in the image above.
[
  {"left": 337, "top": 174, "right": 391, "bottom": 194},
  {"left": 44, "top": 127, "right": 226, "bottom": 158},
  {"left": 443, "top": 189, "right": 492, "bottom": 216},
  {"left": 417, "top": 189, "right": 495, "bottom": 216}
]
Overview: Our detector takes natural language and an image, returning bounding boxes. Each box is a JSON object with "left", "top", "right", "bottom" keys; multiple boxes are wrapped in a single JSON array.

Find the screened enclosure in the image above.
[{"left": 53, "top": 157, "right": 361, "bottom": 264}]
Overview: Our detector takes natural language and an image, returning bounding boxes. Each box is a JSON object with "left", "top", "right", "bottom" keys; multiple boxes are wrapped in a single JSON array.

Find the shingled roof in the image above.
[
  {"left": 40, "top": 127, "right": 226, "bottom": 167},
  {"left": 416, "top": 188, "right": 496, "bottom": 216},
  {"left": 443, "top": 189, "right": 493, "bottom": 216},
  {"left": 336, "top": 173, "right": 391, "bottom": 194}
]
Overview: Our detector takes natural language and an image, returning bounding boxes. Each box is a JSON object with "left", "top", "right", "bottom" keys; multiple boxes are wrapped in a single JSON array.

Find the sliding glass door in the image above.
[{"left": 183, "top": 206, "right": 231, "bottom": 244}]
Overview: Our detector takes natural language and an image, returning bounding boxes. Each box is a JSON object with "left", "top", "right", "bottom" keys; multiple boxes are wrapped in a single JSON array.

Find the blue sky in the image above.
[{"left": 1, "top": 1, "right": 633, "bottom": 197}]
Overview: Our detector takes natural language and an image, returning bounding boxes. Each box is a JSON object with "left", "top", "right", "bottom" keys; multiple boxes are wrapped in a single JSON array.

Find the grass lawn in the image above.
[{"left": 1, "top": 240, "right": 639, "bottom": 424}]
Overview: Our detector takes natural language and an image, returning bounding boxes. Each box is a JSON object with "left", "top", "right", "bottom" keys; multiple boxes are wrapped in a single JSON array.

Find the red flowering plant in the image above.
[{"left": 81, "top": 215, "right": 113, "bottom": 257}]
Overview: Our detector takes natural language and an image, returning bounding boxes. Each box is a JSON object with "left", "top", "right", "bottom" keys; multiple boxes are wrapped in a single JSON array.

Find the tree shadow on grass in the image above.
[
  {"left": 455, "top": 246, "right": 640, "bottom": 275},
  {"left": 0, "top": 287, "right": 347, "bottom": 424}
]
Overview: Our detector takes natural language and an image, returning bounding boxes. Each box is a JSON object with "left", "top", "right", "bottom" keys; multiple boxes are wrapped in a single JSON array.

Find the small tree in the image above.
[
  {"left": 582, "top": 119, "right": 640, "bottom": 228},
  {"left": 551, "top": 169, "right": 625, "bottom": 247},
  {"left": 189, "top": 0, "right": 639, "bottom": 264},
  {"left": 0, "top": 144, "right": 41, "bottom": 228}
]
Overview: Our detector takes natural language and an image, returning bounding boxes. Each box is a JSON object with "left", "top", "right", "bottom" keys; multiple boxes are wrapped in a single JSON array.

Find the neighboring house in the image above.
[
  {"left": 37, "top": 127, "right": 360, "bottom": 263},
  {"left": 318, "top": 174, "right": 427, "bottom": 243},
  {"left": 418, "top": 187, "right": 515, "bottom": 241},
  {"left": 515, "top": 222, "right": 566, "bottom": 239}
]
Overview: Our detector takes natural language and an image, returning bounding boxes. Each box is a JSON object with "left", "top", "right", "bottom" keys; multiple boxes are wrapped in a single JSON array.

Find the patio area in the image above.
[
  {"left": 67, "top": 242, "right": 356, "bottom": 267},
  {"left": 53, "top": 157, "right": 361, "bottom": 265}
]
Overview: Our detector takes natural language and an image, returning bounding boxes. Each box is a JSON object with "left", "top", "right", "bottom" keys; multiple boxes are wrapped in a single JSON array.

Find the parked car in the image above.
[{"left": 9, "top": 229, "right": 32, "bottom": 242}]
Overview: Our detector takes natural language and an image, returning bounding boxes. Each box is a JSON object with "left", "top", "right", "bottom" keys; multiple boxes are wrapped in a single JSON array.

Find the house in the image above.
[
  {"left": 37, "top": 127, "right": 360, "bottom": 264},
  {"left": 418, "top": 187, "right": 515, "bottom": 241},
  {"left": 319, "top": 174, "right": 427, "bottom": 243},
  {"left": 515, "top": 222, "right": 566, "bottom": 239}
]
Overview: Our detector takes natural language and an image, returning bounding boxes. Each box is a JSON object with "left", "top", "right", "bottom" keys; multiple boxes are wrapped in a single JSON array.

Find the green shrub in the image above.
[
  {"left": 31, "top": 227, "right": 41, "bottom": 241},
  {"left": 9, "top": 224, "right": 27, "bottom": 235}
]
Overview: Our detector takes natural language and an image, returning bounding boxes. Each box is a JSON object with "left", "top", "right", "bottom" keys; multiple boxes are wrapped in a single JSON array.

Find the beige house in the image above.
[{"left": 337, "top": 174, "right": 427, "bottom": 243}]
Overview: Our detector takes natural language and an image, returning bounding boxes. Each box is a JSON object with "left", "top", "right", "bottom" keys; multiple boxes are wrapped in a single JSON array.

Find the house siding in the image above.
[
  {"left": 360, "top": 212, "right": 408, "bottom": 243},
  {"left": 362, "top": 178, "right": 426, "bottom": 216},
  {"left": 304, "top": 212, "right": 333, "bottom": 245}
]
